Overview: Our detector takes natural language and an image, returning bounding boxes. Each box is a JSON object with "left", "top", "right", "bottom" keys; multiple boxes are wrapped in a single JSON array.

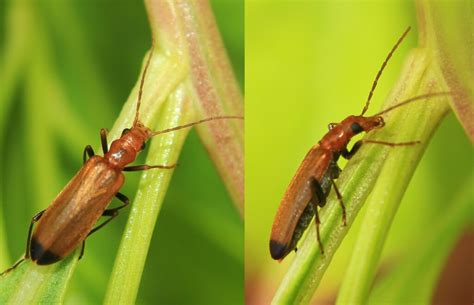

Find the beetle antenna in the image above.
[
  {"left": 134, "top": 40, "right": 155, "bottom": 126},
  {"left": 151, "top": 116, "right": 243, "bottom": 137},
  {"left": 373, "top": 92, "right": 450, "bottom": 117},
  {"left": 361, "top": 26, "right": 411, "bottom": 116}
]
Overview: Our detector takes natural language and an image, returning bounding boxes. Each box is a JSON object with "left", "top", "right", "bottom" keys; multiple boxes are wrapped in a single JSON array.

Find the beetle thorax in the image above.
[
  {"left": 104, "top": 123, "right": 152, "bottom": 169},
  {"left": 319, "top": 115, "right": 384, "bottom": 152},
  {"left": 319, "top": 120, "right": 352, "bottom": 152}
]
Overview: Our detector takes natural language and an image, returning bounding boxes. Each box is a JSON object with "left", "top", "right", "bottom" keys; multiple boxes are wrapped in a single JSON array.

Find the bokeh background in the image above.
[
  {"left": 0, "top": 1, "right": 243, "bottom": 304},
  {"left": 246, "top": 1, "right": 472, "bottom": 304}
]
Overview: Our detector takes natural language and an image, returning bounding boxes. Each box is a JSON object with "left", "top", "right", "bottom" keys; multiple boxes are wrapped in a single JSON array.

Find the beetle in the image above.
[
  {"left": 2, "top": 44, "right": 242, "bottom": 273},
  {"left": 269, "top": 27, "right": 449, "bottom": 260}
]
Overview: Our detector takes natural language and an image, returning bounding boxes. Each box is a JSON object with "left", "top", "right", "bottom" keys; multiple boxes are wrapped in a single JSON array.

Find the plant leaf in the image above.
[{"left": 0, "top": 253, "right": 78, "bottom": 304}]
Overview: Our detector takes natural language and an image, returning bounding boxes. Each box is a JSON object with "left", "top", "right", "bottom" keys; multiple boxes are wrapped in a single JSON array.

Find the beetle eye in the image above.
[
  {"left": 141, "top": 142, "right": 146, "bottom": 150},
  {"left": 351, "top": 122, "right": 363, "bottom": 134},
  {"left": 121, "top": 128, "right": 131, "bottom": 136},
  {"left": 376, "top": 117, "right": 385, "bottom": 127}
]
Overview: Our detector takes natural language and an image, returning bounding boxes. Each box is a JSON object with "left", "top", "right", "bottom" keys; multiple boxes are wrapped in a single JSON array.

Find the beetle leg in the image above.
[
  {"left": 83, "top": 145, "right": 95, "bottom": 164},
  {"left": 87, "top": 193, "right": 130, "bottom": 237},
  {"left": 331, "top": 180, "right": 346, "bottom": 226},
  {"left": 100, "top": 128, "right": 109, "bottom": 154},
  {"left": 1, "top": 210, "right": 45, "bottom": 275},
  {"left": 0, "top": 257, "right": 25, "bottom": 276},
  {"left": 79, "top": 241, "right": 86, "bottom": 260},
  {"left": 341, "top": 140, "right": 363, "bottom": 159},
  {"left": 310, "top": 200, "right": 324, "bottom": 255},
  {"left": 88, "top": 210, "right": 119, "bottom": 237},
  {"left": 309, "top": 177, "right": 325, "bottom": 254},
  {"left": 123, "top": 163, "right": 177, "bottom": 171},
  {"left": 310, "top": 177, "right": 326, "bottom": 207},
  {"left": 114, "top": 192, "right": 130, "bottom": 205},
  {"left": 343, "top": 139, "right": 420, "bottom": 160},
  {"left": 25, "top": 210, "right": 45, "bottom": 259}
]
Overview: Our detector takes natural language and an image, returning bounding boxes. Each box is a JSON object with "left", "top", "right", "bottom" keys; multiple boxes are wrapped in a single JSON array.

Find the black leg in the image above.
[
  {"left": 342, "top": 140, "right": 363, "bottom": 159},
  {"left": 79, "top": 241, "right": 86, "bottom": 260},
  {"left": 88, "top": 210, "right": 119, "bottom": 237},
  {"left": 83, "top": 145, "right": 95, "bottom": 164},
  {"left": 123, "top": 164, "right": 177, "bottom": 172},
  {"left": 87, "top": 192, "right": 130, "bottom": 237},
  {"left": 100, "top": 128, "right": 108, "bottom": 154},
  {"left": 309, "top": 177, "right": 325, "bottom": 254},
  {"left": 310, "top": 177, "right": 326, "bottom": 207},
  {"left": 342, "top": 139, "right": 420, "bottom": 159},
  {"left": 0, "top": 258, "right": 25, "bottom": 276},
  {"left": 115, "top": 192, "right": 130, "bottom": 205},
  {"left": 310, "top": 200, "right": 324, "bottom": 255},
  {"left": 25, "top": 210, "right": 45, "bottom": 259},
  {"left": 331, "top": 180, "right": 346, "bottom": 226},
  {"left": 1, "top": 210, "right": 45, "bottom": 275}
]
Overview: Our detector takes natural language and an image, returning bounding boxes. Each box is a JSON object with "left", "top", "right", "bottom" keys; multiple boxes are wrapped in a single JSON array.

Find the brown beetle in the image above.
[
  {"left": 269, "top": 27, "right": 449, "bottom": 260},
  {"left": 2, "top": 44, "right": 241, "bottom": 272}
]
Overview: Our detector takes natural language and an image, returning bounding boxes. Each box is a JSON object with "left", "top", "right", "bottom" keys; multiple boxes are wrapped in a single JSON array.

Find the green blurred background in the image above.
[
  {"left": 245, "top": 1, "right": 471, "bottom": 304},
  {"left": 0, "top": 0, "right": 243, "bottom": 304}
]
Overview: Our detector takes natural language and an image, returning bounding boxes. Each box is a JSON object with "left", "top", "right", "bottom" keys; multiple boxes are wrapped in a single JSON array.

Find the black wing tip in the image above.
[
  {"left": 30, "top": 238, "right": 62, "bottom": 265},
  {"left": 270, "top": 240, "right": 289, "bottom": 260}
]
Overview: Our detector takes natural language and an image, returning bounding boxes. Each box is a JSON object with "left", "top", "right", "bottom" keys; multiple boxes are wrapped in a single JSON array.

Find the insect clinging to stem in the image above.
[
  {"left": 2, "top": 43, "right": 243, "bottom": 274},
  {"left": 269, "top": 26, "right": 449, "bottom": 261}
]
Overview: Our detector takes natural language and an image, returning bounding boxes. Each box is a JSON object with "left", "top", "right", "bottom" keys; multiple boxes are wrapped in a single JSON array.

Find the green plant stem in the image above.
[
  {"left": 146, "top": 0, "right": 244, "bottom": 215},
  {"left": 105, "top": 0, "right": 243, "bottom": 303},
  {"left": 104, "top": 83, "right": 194, "bottom": 304},
  {"left": 335, "top": 59, "right": 448, "bottom": 303},
  {"left": 367, "top": 173, "right": 474, "bottom": 304},
  {"left": 418, "top": 0, "right": 473, "bottom": 142},
  {"left": 334, "top": 1, "right": 470, "bottom": 301},
  {"left": 272, "top": 46, "right": 450, "bottom": 304}
]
